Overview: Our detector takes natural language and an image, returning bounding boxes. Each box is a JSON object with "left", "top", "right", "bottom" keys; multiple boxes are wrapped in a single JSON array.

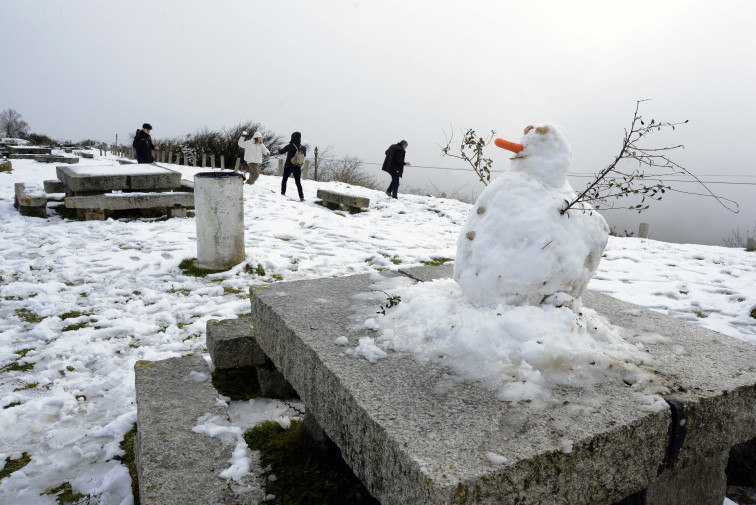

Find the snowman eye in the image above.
[
  {"left": 535, "top": 126, "right": 550, "bottom": 134},
  {"left": 524, "top": 125, "right": 534, "bottom": 134}
]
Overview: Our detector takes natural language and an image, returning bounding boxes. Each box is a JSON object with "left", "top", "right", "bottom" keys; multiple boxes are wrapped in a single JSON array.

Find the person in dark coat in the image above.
[
  {"left": 132, "top": 123, "right": 158, "bottom": 164},
  {"left": 277, "top": 131, "right": 306, "bottom": 201},
  {"left": 382, "top": 140, "right": 410, "bottom": 199}
]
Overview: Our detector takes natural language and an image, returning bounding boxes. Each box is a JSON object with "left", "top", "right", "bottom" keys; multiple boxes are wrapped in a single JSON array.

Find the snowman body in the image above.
[{"left": 454, "top": 123, "right": 609, "bottom": 308}]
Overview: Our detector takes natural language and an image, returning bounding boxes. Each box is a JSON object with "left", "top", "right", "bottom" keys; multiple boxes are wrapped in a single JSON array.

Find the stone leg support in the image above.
[
  {"left": 643, "top": 450, "right": 728, "bottom": 505},
  {"left": 206, "top": 318, "right": 268, "bottom": 369}
]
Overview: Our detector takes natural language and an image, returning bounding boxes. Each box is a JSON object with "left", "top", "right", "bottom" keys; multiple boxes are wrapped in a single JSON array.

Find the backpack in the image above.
[{"left": 291, "top": 144, "right": 305, "bottom": 166}]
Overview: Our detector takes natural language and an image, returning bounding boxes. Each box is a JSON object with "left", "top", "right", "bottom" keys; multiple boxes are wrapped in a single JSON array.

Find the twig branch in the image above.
[{"left": 561, "top": 99, "right": 739, "bottom": 215}]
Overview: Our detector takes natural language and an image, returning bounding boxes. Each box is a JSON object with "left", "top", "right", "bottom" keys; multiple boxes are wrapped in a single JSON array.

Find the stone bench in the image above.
[
  {"left": 64, "top": 192, "right": 194, "bottom": 220},
  {"left": 248, "top": 264, "right": 756, "bottom": 505},
  {"left": 43, "top": 179, "right": 66, "bottom": 193},
  {"left": 206, "top": 317, "right": 297, "bottom": 398},
  {"left": 316, "top": 189, "right": 370, "bottom": 212},
  {"left": 34, "top": 155, "right": 79, "bottom": 164},
  {"left": 134, "top": 356, "right": 265, "bottom": 505},
  {"left": 7, "top": 146, "right": 52, "bottom": 156},
  {"left": 14, "top": 182, "right": 47, "bottom": 217}
]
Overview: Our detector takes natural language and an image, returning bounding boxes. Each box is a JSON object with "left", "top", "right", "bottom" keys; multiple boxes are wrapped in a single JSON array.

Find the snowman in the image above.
[{"left": 453, "top": 123, "right": 609, "bottom": 308}]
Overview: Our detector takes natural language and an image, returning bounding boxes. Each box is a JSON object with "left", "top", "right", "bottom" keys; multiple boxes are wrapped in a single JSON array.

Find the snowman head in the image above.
[{"left": 496, "top": 123, "right": 571, "bottom": 187}]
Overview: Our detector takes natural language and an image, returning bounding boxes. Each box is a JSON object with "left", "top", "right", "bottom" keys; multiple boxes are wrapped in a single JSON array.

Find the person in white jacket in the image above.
[{"left": 238, "top": 131, "right": 270, "bottom": 185}]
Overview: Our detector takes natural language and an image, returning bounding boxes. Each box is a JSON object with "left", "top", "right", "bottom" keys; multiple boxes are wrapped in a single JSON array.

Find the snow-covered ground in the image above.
[{"left": 0, "top": 153, "right": 754, "bottom": 504}]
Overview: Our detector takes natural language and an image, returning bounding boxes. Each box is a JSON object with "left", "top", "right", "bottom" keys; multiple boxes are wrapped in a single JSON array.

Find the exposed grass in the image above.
[
  {"left": 113, "top": 424, "right": 140, "bottom": 505},
  {"left": 695, "top": 311, "right": 708, "bottom": 319},
  {"left": 419, "top": 257, "right": 453, "bottom": 267},
  {"left": 3, "top": 401, "right": 22, "bottom": 409},
  {"left": 167, "top": 287, "right": 192, "bottom": 296},
  {"left": 178, "top": 257, "right": 230, "bottom": 277},
  {"left": 62, "top": 322, "right": 89, "bottom": 332},
  {"left": 1, "top": 361, "right": 34, "bottom": 373},
  {"left": 223, "top": 286, "right": 243, "bottom": 295},
  {"left": 751, "top": 308, "right": 756, "bottom": 320},
  {"left": 244, "top": 420, "right": 379, "bottom": 505},
  {"left": 244, "top": 263, "right": 266, "bottom": 276},
  {"left": 43, "top": 482, "right": 86, "bottom": 504},
  {"left": 14, "top": 382, "right": 39, "bottom": 391},
  {"left": 15, "top": 308, "right": 45, "bottom": 323},
  {"left": 60, "top": 310, "right": 93, "bottom": 320},
  {"left": 211, "top": 366, "right": 260, "bottom": 401},
  {"left": 0, "top": 452, "right": 32, "bottom": 483},
  {"left": 271, "top": 274, "right": 284, "bottom": 282}
]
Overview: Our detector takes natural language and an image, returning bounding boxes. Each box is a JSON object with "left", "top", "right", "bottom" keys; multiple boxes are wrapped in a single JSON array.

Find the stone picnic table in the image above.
[{"left": 52, "top": 164, "right": 194, "bottom": 220}]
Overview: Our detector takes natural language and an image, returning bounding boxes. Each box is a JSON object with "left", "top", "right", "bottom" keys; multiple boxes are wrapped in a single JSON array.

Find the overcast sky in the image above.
[{"left": 4, "top": 0, "right": 755, "bottom": 245}]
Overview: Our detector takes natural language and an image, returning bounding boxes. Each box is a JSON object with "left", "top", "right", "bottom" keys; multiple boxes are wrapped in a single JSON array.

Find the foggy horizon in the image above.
[{"left": 4, "top": 0, "right": 754, "bottom": 246}]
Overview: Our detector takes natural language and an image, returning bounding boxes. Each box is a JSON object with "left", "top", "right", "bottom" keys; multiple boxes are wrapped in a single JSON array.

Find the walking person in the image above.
[
  {"left": 238, "top": 130, "right": 269, "bottom": 185},
  {"left": 382, "top": 140, "right": 410, "bottom": 199},
  {"left": 133, "top": 123, "right": 158, "bottom": 164},
  {"left": 277, "top": 131, "right": 306, "bottom": 201}
]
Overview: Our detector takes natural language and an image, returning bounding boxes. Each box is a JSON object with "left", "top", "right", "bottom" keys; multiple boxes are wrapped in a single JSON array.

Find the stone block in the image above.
[
  {"left": 43, "top": 179, "right": 66, "bottom": 193},
  {"left": 644, "top": 450, "right": 728, "bottom": 505},
  {"left": 64, "top": 192, "right": 194, "bottom": 211},
  {"left": 56, "top": 164, "right": 181, "bottom": 192},
  {"left": 747, "top": 237, "right": 756, "bottom": 251},
  {"left": 0, "top": 159, "right": 12, "bottom": 172},
  {"left": 34, "top": 155, "right": 79, "bottom": 164},
  {"left": 316, "top": 189, "right": 370, "bottom": 211},
  {"left": 134, "top": 356, "right": 264, "bottom": 505},
  {"left": 206, "top": 318, "right": 268, "bottom": 369},
  {"left": 256, "top": 364, "right": 297, "bottom": 399},
  {"left": 168, "top": 206, "right": 187, "bottom": 218},
  {"left": 14, "top": 182, "right": 47, "bottom": 217},
  {"left": 8, "top": 145, "right": 52, "bottom": 155},
  {"left": 249, "top": 266, "right": 756, "bottom": 505},
  {"left": 84, "top": 209, "right": 106, "bottom": 221}
]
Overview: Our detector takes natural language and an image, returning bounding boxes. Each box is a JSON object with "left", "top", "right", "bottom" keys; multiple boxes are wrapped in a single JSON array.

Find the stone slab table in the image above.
[
  {"left": 249, "top": 264, "right": 756, "bottom": 505},
  {"left": 56, "top": 164, "right": 181, "bottom": 193}
]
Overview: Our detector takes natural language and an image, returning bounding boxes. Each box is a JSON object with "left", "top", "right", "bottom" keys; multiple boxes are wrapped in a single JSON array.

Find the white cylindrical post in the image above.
[{"left": 194, "top": 172, "right": 246, "bottom": 270}]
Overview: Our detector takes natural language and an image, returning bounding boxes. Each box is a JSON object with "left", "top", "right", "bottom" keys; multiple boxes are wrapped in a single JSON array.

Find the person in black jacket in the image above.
[
  {"left": 382, "top": 140, "right": 410, "bottom": 199},
  {"left": 277, "top": 131, "right": 306, "bottom": 201},
  {"left": 132, "top": 123, "right": 158, "bottom": 164}
]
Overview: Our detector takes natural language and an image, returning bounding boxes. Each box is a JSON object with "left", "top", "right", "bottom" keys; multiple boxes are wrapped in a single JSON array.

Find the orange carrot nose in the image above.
[{"left": 495, "top": 138, "right": 524, "bottom": 153}]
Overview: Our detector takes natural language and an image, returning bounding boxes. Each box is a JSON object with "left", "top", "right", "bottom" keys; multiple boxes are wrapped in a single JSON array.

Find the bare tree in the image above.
[
  {"left": 722, "top": 222, "right": 756, "bottom": 248},
  {"left": 561, "top": 99, "right": 738, "bottom": 215},
  {"left": 0, "top": 109, "right": 30, "bottom": 138},
  {"left": 440, "top": 127, "right": 496, "bottom": 186},
  {"left": 317, "top": 147, "right": 379, "bottom": 189}
]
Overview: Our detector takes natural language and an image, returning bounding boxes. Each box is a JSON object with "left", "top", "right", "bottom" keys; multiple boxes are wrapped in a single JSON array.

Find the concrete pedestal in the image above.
[{"left": 194, "top": 172, "right": 245, "bottom": 270}]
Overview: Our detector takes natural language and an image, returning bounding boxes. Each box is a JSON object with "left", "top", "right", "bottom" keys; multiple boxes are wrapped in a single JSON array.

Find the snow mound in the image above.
[{"left": 366, "top": 278, "right": 662, "bottom": 406}]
